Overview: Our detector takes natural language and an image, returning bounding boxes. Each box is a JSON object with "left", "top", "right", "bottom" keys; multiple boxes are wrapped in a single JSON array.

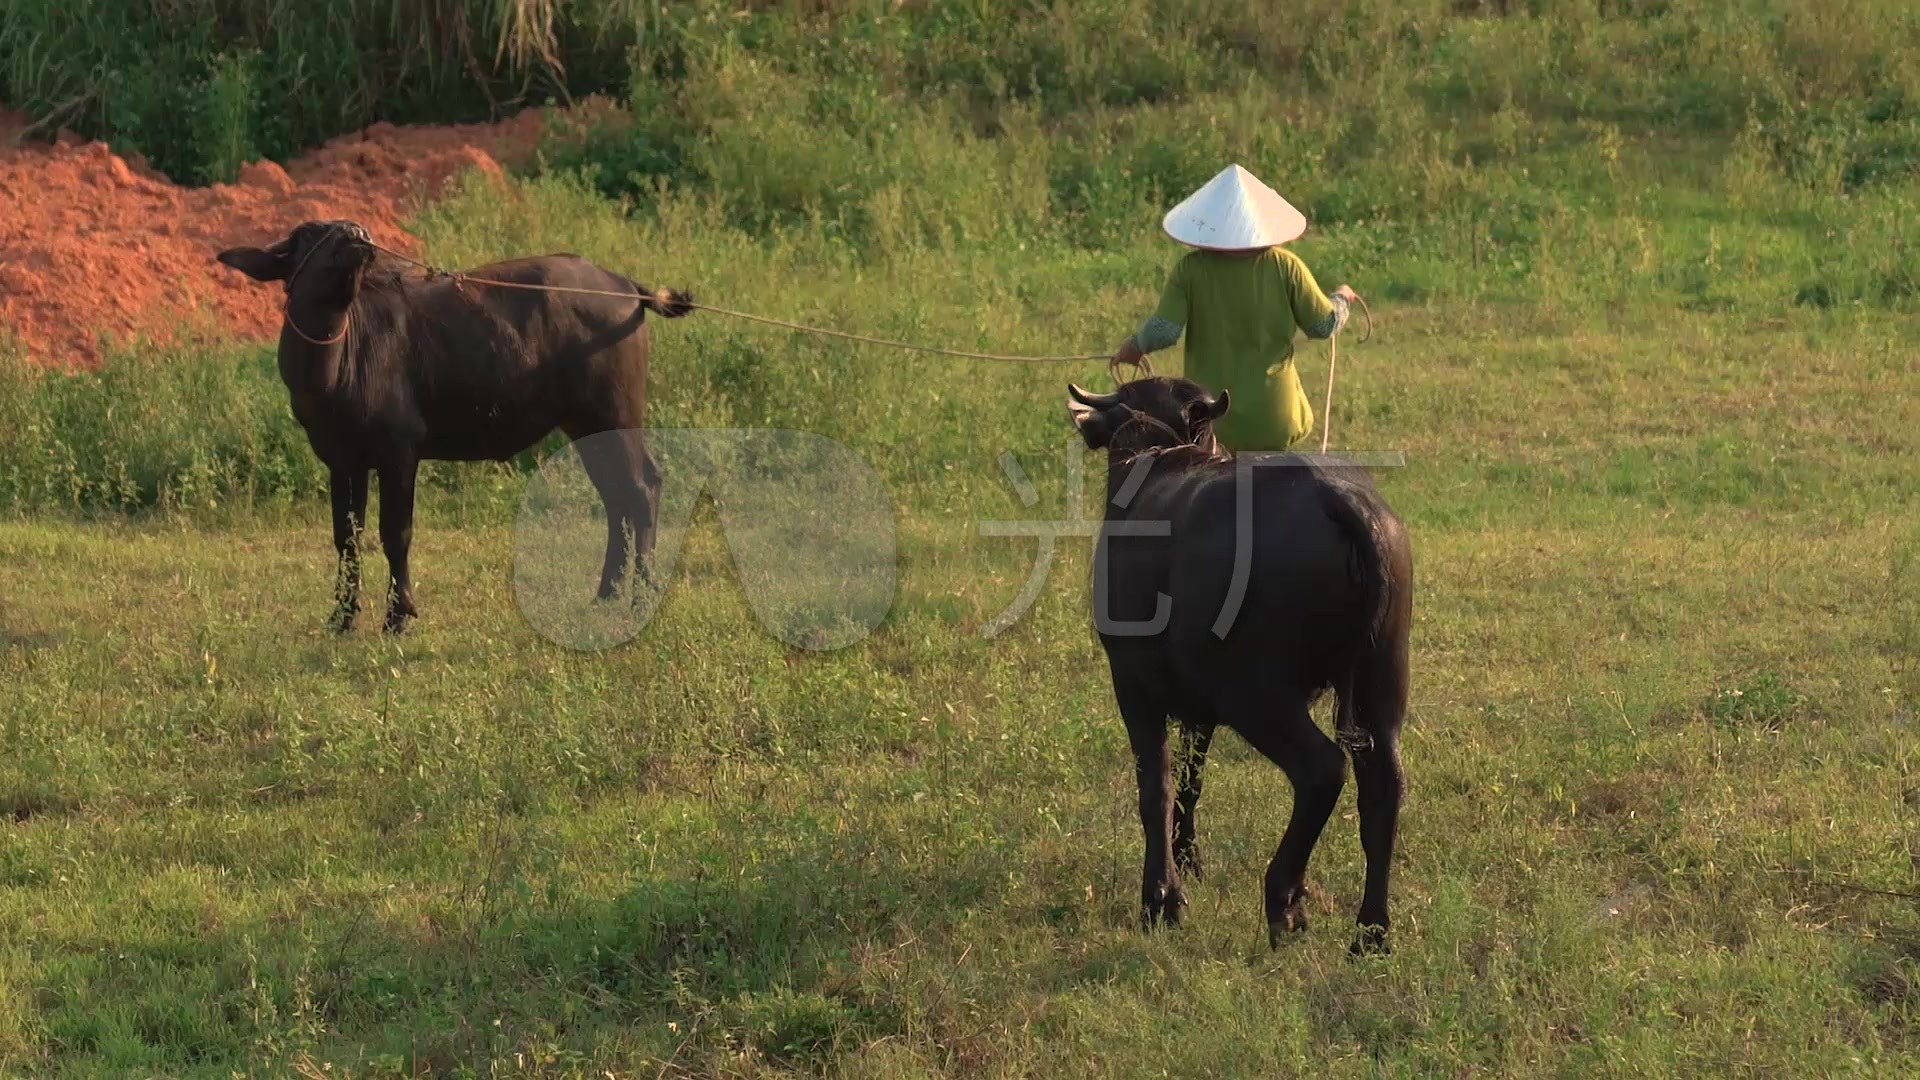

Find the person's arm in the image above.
[
  {"left": 1303, "top": 289, "right": 1354, "bottom": 339},
  {"left": 1112, "top": 261, "right": 1188, "bottom": 378},
  {"left": 1134, "top": 313, "right": 1185, "bottom": 352},
  {"left": 1285, "top": 251, "right": 1355, "bottom": 339}
]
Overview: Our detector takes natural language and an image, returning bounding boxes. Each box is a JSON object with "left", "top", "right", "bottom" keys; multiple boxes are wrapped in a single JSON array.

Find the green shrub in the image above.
[
  {"left": 7, "top": 0, "right": 1919, "bottom": 194},
  {"left": 0, "top": 0, "right": 649, "bottom": 182},
  {"left": 0, "top": 343, "right": 323, "bottom": 513}
]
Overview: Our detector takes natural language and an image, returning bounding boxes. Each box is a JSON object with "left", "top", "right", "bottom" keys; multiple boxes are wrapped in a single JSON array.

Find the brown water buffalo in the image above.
[
  {"left": 1067, "top": 376, "right": 1413, "bottom": 955},
  {"left": 217, "top": 219, "right": 692, "bottom": 632}
]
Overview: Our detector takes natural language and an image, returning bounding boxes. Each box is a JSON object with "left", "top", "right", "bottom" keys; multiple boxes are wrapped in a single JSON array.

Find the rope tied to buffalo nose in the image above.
[
  {"left": 285, "top": 308, "right": 350, "bottom": 346},
  {"left": 364, "top": 242, "right": 1111, "bottom": 365},
  {"left": 279, "top": 222, "right": 366, "bottom": 345}
]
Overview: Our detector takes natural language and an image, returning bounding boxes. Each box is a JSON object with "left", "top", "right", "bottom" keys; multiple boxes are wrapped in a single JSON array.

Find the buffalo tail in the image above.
[
  {"left": 636, "top": 284, "right": 696, "bottom": 319},
  {"left": 1316, "top": 480, "right": 1393, "bottom": 648}
]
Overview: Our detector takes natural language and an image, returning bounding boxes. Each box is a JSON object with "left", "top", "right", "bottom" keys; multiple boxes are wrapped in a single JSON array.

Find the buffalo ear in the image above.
[
  {"left": 1067, "top": 384, "right": 1115, "bottom": 449},
  {"left": 217, "top": 246, "right": 289, "bottom": 282}
]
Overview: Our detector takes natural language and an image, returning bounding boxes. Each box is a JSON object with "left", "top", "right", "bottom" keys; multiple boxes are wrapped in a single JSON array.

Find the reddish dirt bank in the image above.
[{"left": 0, "top": 105, "right": 564, "bottom": 368}]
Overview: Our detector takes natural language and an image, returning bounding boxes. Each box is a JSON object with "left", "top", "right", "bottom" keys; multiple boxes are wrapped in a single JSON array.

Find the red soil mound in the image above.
[{"left": 0, "top": 105, "right": 567, "bottom": 367}]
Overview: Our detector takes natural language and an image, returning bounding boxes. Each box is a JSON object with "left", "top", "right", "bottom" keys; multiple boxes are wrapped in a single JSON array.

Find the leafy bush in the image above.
[
  {"left": 11, "top": 1, "right": 1918, "bottom": 193},
  {"left": 0, "top": 343, "right": 319, "bottom": 512},
  {"left": 0, "top": 0, "right": 646, "bottom": 182}
]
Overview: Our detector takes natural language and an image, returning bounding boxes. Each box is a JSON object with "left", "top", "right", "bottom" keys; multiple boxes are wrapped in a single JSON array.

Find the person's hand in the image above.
[
  {"left": 1330, "top": 284, "right": 1369, "bottom": 341},
  {"left": 1110, "top": 338, "right": 1151, "bottom": 382}
]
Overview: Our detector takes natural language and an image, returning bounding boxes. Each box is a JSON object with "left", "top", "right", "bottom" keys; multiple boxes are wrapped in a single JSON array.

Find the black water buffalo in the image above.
[
  {"left": 1067, "top": 376, "right": 1413, "bottom": 954},
  {"left": 217, "top": 219, "right": 692, "bottom": 632}
]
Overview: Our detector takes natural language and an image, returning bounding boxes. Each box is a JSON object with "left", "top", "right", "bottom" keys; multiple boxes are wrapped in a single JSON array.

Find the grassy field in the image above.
[{"left": 6, "top": 2, "right": 1920, "bottom": 1076}]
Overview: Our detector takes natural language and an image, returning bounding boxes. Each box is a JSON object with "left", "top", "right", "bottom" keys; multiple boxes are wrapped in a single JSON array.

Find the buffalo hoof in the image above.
[
  {"left": 383, "top": 595, "right": 417, "bottom": 634},
  {"left": 1140, "top": 887, "right": 1189, "bottom": 931},
  {"left": 329, "top": 604, "right": 360, "bottom": 634},
  {"left": 1349, "top": 924, "right": 1391, "bottom": 958},
  {"left": 594, "top": 575, "right": 655, "bottom": 605},
  {"left": 1175, "top": 844, "right": 1205, "bottom": 883},
  {"left": 1267, "top": 915, "right": 1309, "bottom": 948},
  {"left": 1267, "top": 892, "right": 1310, "bottom": 947}
]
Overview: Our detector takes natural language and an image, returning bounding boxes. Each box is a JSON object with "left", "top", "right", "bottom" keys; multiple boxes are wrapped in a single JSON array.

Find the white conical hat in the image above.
[{"left": 1161, "top": 164, "right": 1308, "bottom": 250}]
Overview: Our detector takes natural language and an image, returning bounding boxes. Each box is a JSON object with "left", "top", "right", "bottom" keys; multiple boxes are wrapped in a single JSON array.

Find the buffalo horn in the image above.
[{"left": 1067, "top": 383, "right": 1121, "bottom": 409}]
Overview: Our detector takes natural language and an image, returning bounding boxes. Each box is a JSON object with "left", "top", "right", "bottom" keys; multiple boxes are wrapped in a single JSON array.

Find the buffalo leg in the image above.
[
  {"left": 378, "top": 457, "right": 420, "bottom": 632},
  {"left": 1350, "top": 733, "right": 1403, "bottom": 955},
  {"left": 1114, "top": 674, "right": 1183, "bottom": 930},
  {"left": 1346, "top": 648, "right": 1409, "bottom": 955},
  {"left": 329, "top": 467, "right": 368, "bottom": 632},
  {"left": 1172, "top": 722, "right": 1214, "bottom": 882},
  {"left": 572, "top": 429, "right": 658, "bottom": 599},
  {"left": 1232, "top": 694, "right": 1346, "bottom": 946},
  {"left": 639, "top": 440, "right": 664, "bottom": 560}
]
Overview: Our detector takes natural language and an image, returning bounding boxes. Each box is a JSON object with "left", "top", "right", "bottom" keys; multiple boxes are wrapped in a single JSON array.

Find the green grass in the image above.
[
  {"left": 4, "top": 219, "right": 1919, "bottom": 1074},
  {"left": 5, "top": 1, "right": 1920, "bottom": 1073}
]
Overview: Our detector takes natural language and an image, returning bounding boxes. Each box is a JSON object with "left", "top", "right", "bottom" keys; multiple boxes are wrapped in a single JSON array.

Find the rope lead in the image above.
[
  {"left": 1321, "top": 294, "right": 1372, "bottom": 454},
  {"left": 368, "top": 243, "right": 1108, "bottom": 365}
]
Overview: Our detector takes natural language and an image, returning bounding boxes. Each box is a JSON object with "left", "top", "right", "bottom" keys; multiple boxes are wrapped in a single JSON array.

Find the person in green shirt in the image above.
[{"left": 1109, "top": 165, "right": 1356, "bottom": 452}]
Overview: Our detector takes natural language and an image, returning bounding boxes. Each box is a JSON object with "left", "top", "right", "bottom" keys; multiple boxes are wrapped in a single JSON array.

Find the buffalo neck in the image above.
[
  {"left": 1103, "top": 447, "right": 1161, "bottom": 512},
  {"left": 279, "top": 288, "right": 361, "bottom": 395},
  {"left": 1102, "top": 440, "right": 1219, "bottom": 510}
]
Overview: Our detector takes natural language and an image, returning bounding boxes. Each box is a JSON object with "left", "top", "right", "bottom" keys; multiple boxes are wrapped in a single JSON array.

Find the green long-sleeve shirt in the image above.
[{"left": 1133, "top": 247, "right": 1347, "bottom": 451}]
